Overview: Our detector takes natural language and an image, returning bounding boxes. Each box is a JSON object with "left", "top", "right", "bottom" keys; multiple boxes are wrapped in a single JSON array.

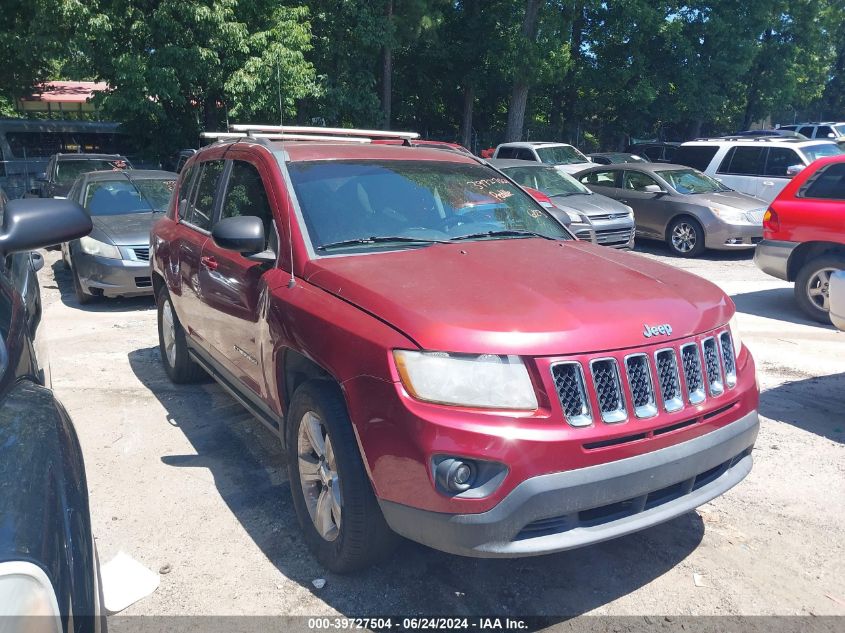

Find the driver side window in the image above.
[
  {"left": 624, "top": 171, "right": 659, "bottom": 192},
  {"left": 219, "top": 161, "right": 274, "bottom": 250}
]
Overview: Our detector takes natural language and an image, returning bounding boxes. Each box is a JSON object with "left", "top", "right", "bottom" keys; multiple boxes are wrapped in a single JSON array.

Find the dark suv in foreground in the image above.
[{"left": 151, "top": 126, "right": 759, "bottom": 572}]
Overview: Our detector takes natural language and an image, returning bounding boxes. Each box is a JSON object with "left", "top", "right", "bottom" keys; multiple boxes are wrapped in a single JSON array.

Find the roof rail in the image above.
[
  {"left": 229, "top": 124, "right": 419, "bottom": 140},
  {"left": 693, "top": 136, "right": 800, "bottom": 143},
  {"left": 199, "top": 131, "right": 369, "bottom": 143}
]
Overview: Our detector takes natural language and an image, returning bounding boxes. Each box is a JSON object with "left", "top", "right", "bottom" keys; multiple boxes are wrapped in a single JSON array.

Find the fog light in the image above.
[
  {"left": 452, "top": 463, "right": 473, "bottom": 487},
  {"left": 432, "top": 455, "right": 508, "bottom": 498},
  {"left": 434, "top": 457, "right": 476, "bottom": 493}
]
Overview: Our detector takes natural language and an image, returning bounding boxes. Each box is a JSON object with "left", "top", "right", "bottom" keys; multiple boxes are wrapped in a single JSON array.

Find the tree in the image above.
[{"left": 505, "top": 0, "right": 544, "bottom": 141}]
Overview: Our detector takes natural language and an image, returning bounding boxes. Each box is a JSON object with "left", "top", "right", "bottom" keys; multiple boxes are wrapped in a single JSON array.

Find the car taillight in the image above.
[
  {"left": 523, "top": 186, "right": 554, "bottom": 208},
  {"left": 763, "top": 208, "right": 779, "bottom": 233}
]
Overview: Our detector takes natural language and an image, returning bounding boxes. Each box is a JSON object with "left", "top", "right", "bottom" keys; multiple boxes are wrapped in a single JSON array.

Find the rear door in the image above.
[
  {"left": 577, "top": 168, "right": 621, "bottom": 198},
  {"left": 715, "top": 146, "right": 765, "bottom": 198},
  {"left": 200, "top": 156, "right": 278, "bottom": 400},
  {"left": 790, "top": 161, "right": 845, "bottom": 242},
  {"left": 760, "top": 146, "right": 803, "bottom": 203}
]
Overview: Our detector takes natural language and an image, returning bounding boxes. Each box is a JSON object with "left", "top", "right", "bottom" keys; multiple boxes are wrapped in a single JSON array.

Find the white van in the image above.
[{"left": 673, "top": 137, "right": 843, "bottom": 204}]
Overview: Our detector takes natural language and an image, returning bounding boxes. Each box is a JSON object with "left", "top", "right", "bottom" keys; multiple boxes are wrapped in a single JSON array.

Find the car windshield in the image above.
[
  {"left": 802, "top": 143, "right": 844, "bottom": 162},
  {"left": 502, "top": 165, "right": 591, "bottom": 196},
  {"left": 56, "top": 158, "right": 129, "bottom": 185},
  {"left": 84, "top": 178, "right": 175, "bottom": 215},
  {"left": 834, "top": 125, "right": 845, "bottom": 136},
  {"left": 286, "top": 160, "right": 571, "bottom": 253},
  {"left": 535, "top": 145, "right": 589, "bottom": 165},
  {"left": 657, "top": 168, "right": 729, "bottom": 194}
]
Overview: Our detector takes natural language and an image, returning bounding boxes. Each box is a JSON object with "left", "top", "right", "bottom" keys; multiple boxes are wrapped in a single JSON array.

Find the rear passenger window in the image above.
[
  {"left": 799, "top": 126, "right": 815, "bottom": 138},
  {"left": 220, "top": 161, "right": 274, "bottom": 249},
  {"left": 673, "top": 146, "right": 719, "bottom": 171},
  {"left": 187, "top": 160, "right": 225, "bottom": 231},
  {"left": 765, "top": 147, "right": 801, "bottom": 177},
  {"left": 802, "top": 163, "right": 845, "bottom": 200},
  {"left": 719, "top": 147, "right": 764, "bottom": 175}
]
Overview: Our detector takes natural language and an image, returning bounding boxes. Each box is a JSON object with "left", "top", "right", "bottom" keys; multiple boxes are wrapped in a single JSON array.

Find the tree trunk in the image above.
[
  {"left": 560, "top": 0, "right": 585, "bottom": 142},
  {"left": 381, "top": 0, "right": 394, "bottom": 129},
  {"left": 688, "top": 119, "right": 703, "bottom": 139},
  {"left": 203, "top": 93, "right": 219, "bottom": 131},
  {"left": 460, "top": 81, "right": 474, "bottom": 149},
  {"left": 504, "top": 0, "right": 543, "bottom": 142}
]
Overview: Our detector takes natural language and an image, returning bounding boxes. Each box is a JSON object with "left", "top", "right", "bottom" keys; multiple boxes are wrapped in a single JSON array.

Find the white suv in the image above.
[
  {"left": 779, "top": 122, "right": 845, "bottom": 143},
  {"left": 492, "top": 142, "right": 593, "bottom": 174},
  {"left": 673, "top": 137, "right": 844, "bottom": 203}
]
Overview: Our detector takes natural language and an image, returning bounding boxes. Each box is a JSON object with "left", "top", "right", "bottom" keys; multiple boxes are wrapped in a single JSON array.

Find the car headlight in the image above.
[
  {"left": 624, "top": 205, "right": 634, "bottom": 217},
  {"left": 710, "top": 206, "right": 750, "bottom": 224},
  {"left": 79, "top": 236, "right": 122, "bottom": 259},
  {"left": 394, "top": 350, "right": 538, "bottom": 410},
  {"left": 729, "top": 315, "right": 743, "bottom": 355}
]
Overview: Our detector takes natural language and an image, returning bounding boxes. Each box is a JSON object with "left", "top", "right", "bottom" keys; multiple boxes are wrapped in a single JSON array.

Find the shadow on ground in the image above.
[
  {"left": 633, "top": 241, "right": 755, "bottom": 262},
  {"left": 49, "top": 259, "right": 155, "bottom": 312},
  {"left": 128, "top": 344, "right": 708, "bottom": 618},
  {"left": 731, "top": 287, "right": 835, "bottom": 329},
  {"left": 760, "top": 372, "right": 845, "bottom": 443}
]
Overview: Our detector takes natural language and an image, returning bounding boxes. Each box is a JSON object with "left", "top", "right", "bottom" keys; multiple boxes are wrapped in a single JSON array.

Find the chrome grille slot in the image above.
[
  {"left": 680, "top": 343, "right": 706, "bottom": 404},
  {"left": 719, "top": 332, "right": 737, "bottom": 388},
  {"left": 551, "top": 362, "right": 592, "bottom": 427},
  {"left": 702, "top": 337, "right": 724, "bottom": 395},
  {"left": 655, "top": 349, "right": 683, "bottom": 412},
  {"left": 590, "top": 358, "right": 627, "bottom": 423},
  {"left": 624, "top": 354, "right": 657, "bottom": 418}
]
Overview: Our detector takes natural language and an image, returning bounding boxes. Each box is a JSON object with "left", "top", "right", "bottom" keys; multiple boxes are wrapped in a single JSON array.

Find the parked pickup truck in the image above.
[
  {"left": 754, "top": 155, "right": 845, "bottom": 323},
  {"left": 151, "top": 126, "right": 759, "bottom": 572}
]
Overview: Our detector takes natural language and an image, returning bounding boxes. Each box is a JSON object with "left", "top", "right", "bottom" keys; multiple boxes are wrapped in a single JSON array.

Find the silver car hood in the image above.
[
  {"left": 550, "top": 193, "right": 631, "bottom": 218},
  {"left": 685, "top": 190, "right": 766, "bottom": 211}
]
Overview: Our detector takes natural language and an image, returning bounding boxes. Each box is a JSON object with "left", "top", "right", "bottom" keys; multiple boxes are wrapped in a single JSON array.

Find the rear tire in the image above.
[
  {"left": 156, "top": 286, "right": 205, "bottom": 383},
  {"left": 794, "top": 255, "right": 845, "bottom": 323},
  {"left": 286, "top": 380, "right": 398, "bottom": 573},
  {"left": 667, "top": 216, "right": 706, "bottom": 258}
]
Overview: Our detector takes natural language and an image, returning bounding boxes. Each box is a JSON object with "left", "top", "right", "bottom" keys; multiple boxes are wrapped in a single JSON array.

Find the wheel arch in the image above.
[
  {"left": 787, "top": 242, "right": 845, "bottom": 281},
  {"left": 664, "top": 213, "right": 704, "bottom": 242}
]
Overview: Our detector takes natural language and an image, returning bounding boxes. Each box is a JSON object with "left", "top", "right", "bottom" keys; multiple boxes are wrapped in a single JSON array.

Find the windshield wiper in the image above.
[
  {"left": 449, "top": 230, "right": 557, "bottom": 242},
  {"left": 316, "top": 236, "right": 448, "bottom": 251}
]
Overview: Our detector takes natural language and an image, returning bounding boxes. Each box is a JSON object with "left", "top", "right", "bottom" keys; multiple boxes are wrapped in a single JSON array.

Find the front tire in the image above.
[
  {"left": 794, "top": 255, "right": 845, "bottom": 323},
  {"left": 72, "top": 266, "right": 95, "bottom": 305},
  {"left": 286, "top": 380, "right": 398, "bottom": 573},
  {"left": 156, "top": 287, "right": 205, "bottom": 383},
  {"left": 667, "top": 216, "right": 706, "bottom": 257}
]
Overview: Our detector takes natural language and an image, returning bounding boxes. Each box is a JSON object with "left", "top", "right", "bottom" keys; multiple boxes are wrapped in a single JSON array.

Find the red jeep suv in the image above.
[
  {"left": 754, "top": 154, "right": 845, "bottom": 323},
  {"left": 151, "top": 126, "right": 759, "bottom": 572}
]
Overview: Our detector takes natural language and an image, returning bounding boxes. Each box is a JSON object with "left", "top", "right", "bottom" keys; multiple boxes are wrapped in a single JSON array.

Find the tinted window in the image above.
[
  {"left": 673, "top": 145, "right": 719, "bottom": 171},
  {"left": 514, "top": 148, "right": 536, "bottom": 161},
  {"left": 580, "top": 170, "right": 617, "bottom": 187},
  {"left": 779, "top": 126, "right": 797, "bottom": 132},
  {"left": 817, "top": 126, "right": 835, "bottom": 138},
  {"left": 764, "top": 147, "right": 801, "bottom": 177},
  {"left": 287, "top": 160, "right": 570, "bottom": 253},
  {"left": 623, "top": 171, "right": 659, "bottom": 191},
  {"left": 220, "top": 162, "right": 273, "bottom": 249},
  {"left": 639, "top": 146, "right": 663, "bottom": 161},
  {"left": 496, "top": 147, "right": 516, "bottom": 159},
  {"left": 799, "top": 126, "right": 815, "bottom": 138},
  {"left": 187, "top": 161, "right": 225, "bottom": 231},
  {"left": 719, "top": 147, "right": 764, "bottom": 175},
  {"left": 802, "top": 163, "right": 845, "bottom": 200}
]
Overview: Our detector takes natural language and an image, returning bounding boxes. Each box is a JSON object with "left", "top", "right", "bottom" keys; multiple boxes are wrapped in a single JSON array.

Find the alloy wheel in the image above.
[
  {"left": 297, "top": 411, "right": 342, "bottom": 541},
  {"left": 806, "top": 267, "right": 835, "bottom": 311},
  {"left": 161, "top": 298, "right": 177, "bottom": 368},
  {"left": 671, "top": 222, "right": 697, "bottom": 253}
]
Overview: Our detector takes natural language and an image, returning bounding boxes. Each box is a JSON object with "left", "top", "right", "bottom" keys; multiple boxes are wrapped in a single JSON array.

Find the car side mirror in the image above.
[
  {"left": 0, "top": 198, "right": 91, "bottom": 256},
  {"left": 827, "top": 133, "right": 836, "bottom": 138},
  {"left": 786, "top": 164, "right": 804, "bottom": 178},
  {"left": 211, "top": 215, "right": 275, "bottom": 263},
  {"left": 642, "top": 184, "right": 664, "bottom": 194}
]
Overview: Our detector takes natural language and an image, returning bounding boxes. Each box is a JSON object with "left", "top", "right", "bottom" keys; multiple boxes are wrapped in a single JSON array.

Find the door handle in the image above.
[
  {"left": 201, "top": 256, "right": 218, "bottom": 271},
  {"left": 620, "top": 199, "right": 628, "bottom": 204},
  {"left": 762, "top": 180, "right": 774, "bottom": 186}
]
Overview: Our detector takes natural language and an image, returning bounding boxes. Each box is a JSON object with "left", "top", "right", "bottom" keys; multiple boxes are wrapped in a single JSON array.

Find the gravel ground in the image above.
[{"left": 36, "top": 242, "right": 844, "bottom": 620}]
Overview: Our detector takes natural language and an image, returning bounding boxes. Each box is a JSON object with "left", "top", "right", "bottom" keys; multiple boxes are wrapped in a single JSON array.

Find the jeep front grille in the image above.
[
  {"left": 551, "top": 362, "right": 592, "bottom": 427},
  {"left": 655, "top": 349, "right": 684, "bottom": 412},
  {"left": 719, "top": 332, "right": 737, "bottom": 387},
  {"left": 624, "top": 354, "right": 657, "bottom": 418},
  {"left": 680, "top": 343, "right": 705, "bottom": 404},
  {"left": 702, "top": 337, "right": 724, "bottom": 395},
  {"left": 590, "top": 359, "right": 627, "bottom": 423}
]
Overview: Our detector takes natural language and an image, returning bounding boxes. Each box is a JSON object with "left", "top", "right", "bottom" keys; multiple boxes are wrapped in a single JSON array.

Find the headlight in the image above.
[
  {"left": 394, "top": 350, "right": 538, "bottom": 410},
  {"left": 729, "top": 315, "right": 743, "bottom": 354},
  {"left": 710, "top": 206, "right": 750, "bottom": 224},
  {"left": 79, "top": 236, "right": 122, "bottom": 259},
  {"left": 624, "top": 205, "right": 634, "bottom": 217}
]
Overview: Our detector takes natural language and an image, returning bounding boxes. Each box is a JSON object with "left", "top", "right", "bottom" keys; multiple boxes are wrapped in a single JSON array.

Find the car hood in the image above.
[
  {"left": 91, "top": 212, "right": 159, "bottom": 246},
  {"left": 685, "top": 190, "right": 766, "bottom": 211},
  {"left": 303, "top": 239, "right": 733, "bottom": 355},
  {"left": 550, "top": 193, "right": 631, "bottom": 218}
]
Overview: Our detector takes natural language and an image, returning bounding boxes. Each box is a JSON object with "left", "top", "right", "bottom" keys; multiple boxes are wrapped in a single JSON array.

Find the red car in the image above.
[
  {"left": 754, "top": 154, "right": 845, "bottom": 322},
  {"left": 370, "top": 138, "right": 473, "bottom": 155},
  {"left": 151, "top": 127, "right": 759, "bottom": 572}
]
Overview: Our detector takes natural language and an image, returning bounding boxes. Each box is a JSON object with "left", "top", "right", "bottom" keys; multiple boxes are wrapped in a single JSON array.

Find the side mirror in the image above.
[
  {"left": 827, "top": 133, "right": 835, "bottom": 138},
  {"left": 30, "top": 252, "right": 44, "bottom": 273},
  {"left": 642, "top": 184, "right": 664, "bottom": 193},
  {"left": 0, "top": 198, "right": 91, "bottom": 256},
  {"left": 786, "top": 164, "right": 804, "bottom": 178},
  {"left": 211, "top": 215, "right": 275, "bottom": 262}
]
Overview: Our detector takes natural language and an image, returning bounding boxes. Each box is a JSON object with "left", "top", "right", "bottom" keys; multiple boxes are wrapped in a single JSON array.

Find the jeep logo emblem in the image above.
[{"left": 643, "top": 323, "right": 673, "bottom": 338}]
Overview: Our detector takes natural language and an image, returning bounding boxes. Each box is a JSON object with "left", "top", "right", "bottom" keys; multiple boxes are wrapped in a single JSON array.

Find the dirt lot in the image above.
[{"left": 37, "top": 243, "right": 844, "bottom": 619}]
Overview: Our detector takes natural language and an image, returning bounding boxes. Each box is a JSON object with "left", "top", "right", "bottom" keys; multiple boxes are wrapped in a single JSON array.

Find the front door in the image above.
[
  {"left": 200, "top": 158, "right": 278, "bottom": 401},
  {"left": 618, "top": 170, "right": 668, "bottom": 239}
]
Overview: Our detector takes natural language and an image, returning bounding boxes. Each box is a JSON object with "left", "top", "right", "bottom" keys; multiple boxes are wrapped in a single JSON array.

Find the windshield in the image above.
[
  {"left": 286, "top": 160, "right": 571, "bottom": 253},
  {"left": 84, "top": 178, "right": 175, "bottom": 215},
  {"left": 535, "top": 145, "right": 589, "bottom": 165},
  {"left": 503, "top": 165, "right": 591, "bottom": 196},
  {"left": 657, "top": 168, "right": 729, "bottom": 194},
  {"left": 56, "top": 158, "right": 129, "bottom": 185},
  {"left": 802, "top": 143, "right": 844, "bottom": 162},
  {"left": 832, "top": 125, "right": 845, "bottom": 137}
]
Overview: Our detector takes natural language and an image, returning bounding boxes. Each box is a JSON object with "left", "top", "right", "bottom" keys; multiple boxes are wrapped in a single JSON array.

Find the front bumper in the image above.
[
  {"left": 754, "top": 239, "right": 799, "bottom": 281},
  {"left": 73, "top": 249, "right": 153, "bottom": 297},
  {"left": 703, "top": 220, "right": 763, "bottom": 250},
  {"left": 380, "top": 410, "right": 758, "bottom": 558}
]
